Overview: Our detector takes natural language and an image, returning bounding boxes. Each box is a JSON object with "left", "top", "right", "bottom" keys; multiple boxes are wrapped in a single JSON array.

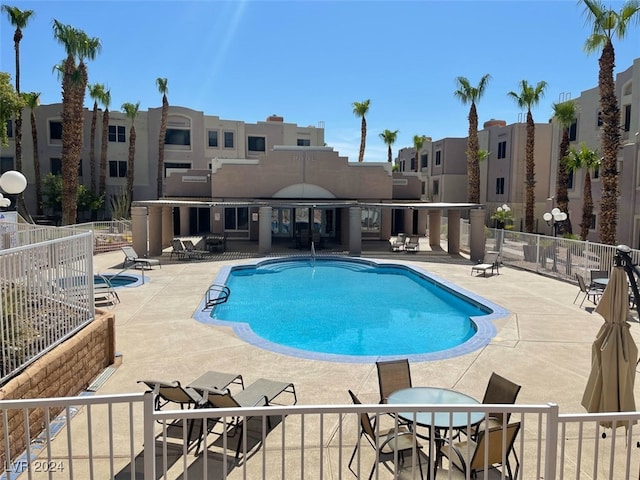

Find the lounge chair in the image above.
[
  {"left": 137, "top": 379, "right": 203, "bottom": 410},
  {"left": 391, "top": 233, "right": 406, "bottom": 252},
  {"left": 348, "top": 390, "right": 427, "bottom": 480},
  {"left": 405, "top": 236, "right": 420, "bottom": 253},
  {"left": 574, "top": 274, "right": 603, "bottom": 307},
  {"left": 183, "top": 239, "right": 209, "bottom": 258},
  {"left": 471, "top": 251, "right": 500, "bottom": 277},
  {"left": 376, "top": 358, "right": 412, "bottom": 404},
  {"left": 121, "top": 246, "right": 161, "bottom": 270},
  {"left": 440, "top": 422, "right": 521, "bottom": 480},
  {"left": 194, "top": 378, "right": 297, "bottom": 458},
  {"left": 169, "top": 239, "right": 192, "bottom": 261}
]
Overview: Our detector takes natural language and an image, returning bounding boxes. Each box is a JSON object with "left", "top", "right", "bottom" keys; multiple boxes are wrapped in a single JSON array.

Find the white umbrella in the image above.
[{"left": 581, "top": 266, "right": 638, "bottom": 427}]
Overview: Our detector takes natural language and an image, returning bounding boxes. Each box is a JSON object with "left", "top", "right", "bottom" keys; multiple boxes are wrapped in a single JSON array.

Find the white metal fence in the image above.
[
  {"left": 1, "top": 393, "right": 640, "bottom": 479},
  {"left": 452, "top": 221, "right": 636, "bottom": 284},
  {"left": 73, "top": 221, "right": 132, "bottom": 254},
  {"left": 0, "top": 223, "right": 94, "bottom": 383}
]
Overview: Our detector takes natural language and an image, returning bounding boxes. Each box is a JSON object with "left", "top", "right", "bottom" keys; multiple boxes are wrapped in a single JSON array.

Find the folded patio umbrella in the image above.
[{"left": 581, "top": 266, "right": 638, "bottom": 428}]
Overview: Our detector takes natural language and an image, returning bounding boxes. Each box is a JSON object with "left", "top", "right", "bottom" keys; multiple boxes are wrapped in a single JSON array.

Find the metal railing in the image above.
[
  {"left": 454, "top": 221, "right": 636, "bottom": 283},
  {"left": 0, "top": 223, "right": 94, "bottom": 383},
  {"left": 73, "top": 221, "right": 132, "bottom": 254},
  {"left": 1, "top": 393, "right": 639, "bottom": 479}
]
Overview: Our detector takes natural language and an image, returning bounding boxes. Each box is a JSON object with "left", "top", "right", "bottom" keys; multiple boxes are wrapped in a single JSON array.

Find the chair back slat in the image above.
[
  {"left": 470, "top": 422, "right": 520, "bottom": 471},
  {"left": 482, "top": 372, "right": 521, "bottom": 424}
]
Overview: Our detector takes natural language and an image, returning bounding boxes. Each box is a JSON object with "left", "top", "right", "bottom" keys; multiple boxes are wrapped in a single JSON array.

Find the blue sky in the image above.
[{"left": 1, "top": 0, "right": 640, "bottom": 162}]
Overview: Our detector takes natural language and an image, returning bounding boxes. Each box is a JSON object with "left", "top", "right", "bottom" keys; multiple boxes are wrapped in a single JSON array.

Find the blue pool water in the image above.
[
  {"left": 194, "top": 257, "right": 509, "bottom": 362},
  {"left": 94, "top": 274, "right": 141, "bottom": 288}
]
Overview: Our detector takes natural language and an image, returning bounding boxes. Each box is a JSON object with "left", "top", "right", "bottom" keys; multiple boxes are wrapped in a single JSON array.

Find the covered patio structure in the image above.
[{"left": 130, "top": 199, "right": 487, "bottom": 261}]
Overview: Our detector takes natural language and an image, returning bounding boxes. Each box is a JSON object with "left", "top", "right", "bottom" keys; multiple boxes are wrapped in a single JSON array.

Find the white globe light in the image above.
[
  {"left": 558, "top": 212, "right": 568, "bottom": 221},
  {"left": 502, "top": 204, "right": 509, "bottom": 210},
  {"left": 497, "top": 207, "right": 503, "bottom": 212},
  {"left": 543, "top": 212, "right": 553, "bottom": 222},
  {"left": 0, "top": 197, "right": 11, "bottom": 208},
  {"left": 551, "top": 207, "right": 561, "bottom": 216},
  {"left": 0, "top": 171, "right": 27, "bottom": 195}
]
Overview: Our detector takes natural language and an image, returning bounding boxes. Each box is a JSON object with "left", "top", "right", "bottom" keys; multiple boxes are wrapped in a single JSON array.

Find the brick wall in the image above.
[{"left": 0, "top": 311, "right": 116, "bottom": 470}]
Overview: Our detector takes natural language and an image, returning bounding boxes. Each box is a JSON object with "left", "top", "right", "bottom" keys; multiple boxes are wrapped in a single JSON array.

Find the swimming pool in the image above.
[
  {"left": 94, "top": 274, "right": 143, "bottom": 288},
  {"left": 193, "top": 257, "right": 509, "bottom": 363}
]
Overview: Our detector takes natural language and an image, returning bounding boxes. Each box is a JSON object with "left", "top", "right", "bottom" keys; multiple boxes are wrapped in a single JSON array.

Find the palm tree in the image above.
[
  {"left": 413, "top": 135, "right": 427, "bottom": 172},
  {"left": 507, "top": 79, "right": 548, "bottom": 233},
  {"left": 565, "top": 143, "right": 600, "bottom": 241},
  {"left": 454, "top": 74, "right": 491, "bottom": 204},
  {"left": 378, "top": 129, "right": 399, "bottom": 163},
  {"left": 98, "top": 88, "right": 111, "bottom": 199},
  {"left": 551, "top": 100, "right": 577, "bottom": 234},
  {"left": 352, "top": 99, "right": 370, "bottom": 162},
  {"left": 0, "top": 72, "right": 22, "bottom": 146},
  {"left": 581, "top": 0, "right": 640, "bottom": 245},
  {"left": 2, "top": 5, "right": 35, "bottom": 217},
  {"left": 87, "top": 83, "right": 105, "bottom": 192},
  {"left": 53, "top": 20, "right": 101, "bottom": 225},
  {"left": 22, "top": 91, "right": 42, "bottom": 215},
  {"left": 122, "top": 101, "right": 140, "bottom": 211},
  {"left": 156, "top": 77, "right": 169, "bottom": 198}
]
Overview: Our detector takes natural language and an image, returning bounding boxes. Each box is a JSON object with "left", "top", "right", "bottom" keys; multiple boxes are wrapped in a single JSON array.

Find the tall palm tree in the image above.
[
  {"left": 156, "top": 77, "right": 169, "bottom": 198},
  {"left": 378, "top": 129, "right": 399, "bottom": 163},
  {"left": 507, "top": 79, "right": 548, "bottom": 233},
  {"left": 22, "top": 91, "right": 42, "bottom": 215},
  {"left": 565, "top": 143, "right": 601, "bottom": 241},
  {"left": 98, "top": 88, "right": 111, "bottom": 199},
  {"left": 581, "top": 0, "right": 640, "bottom": 245},
  {"left": 454, "top": 74, "right": 491, "bottom": 204},
  {"left": 87, "top": 83, "right": 105, "bottom": 192},
  {"left": 551, "top": 100, "right": 577, "bottom": 234},
  {"left": 53, "top": 20, "right": 101, "bottom": 225},
  {"left": 2, "top": 5, "right": 35, "bottom": 217},
  {"left": 352, "top": 99, "right": 370, "bottom": 162},
  {"left": 412, "top": 135, "right": 427, "bottom": 172},
  {"left": 122, "top": 101, "right": 140, "bottom": 212}
]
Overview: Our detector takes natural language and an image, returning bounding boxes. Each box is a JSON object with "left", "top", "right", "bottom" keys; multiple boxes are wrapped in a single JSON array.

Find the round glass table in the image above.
[{"left": 387, "top": 387, "right": 484, "bottom": 429}]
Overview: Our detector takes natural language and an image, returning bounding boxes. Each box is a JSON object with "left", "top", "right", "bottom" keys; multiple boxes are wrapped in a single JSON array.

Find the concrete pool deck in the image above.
[{"left": 89, "top": 246, "right": 640, "bottom": 477}]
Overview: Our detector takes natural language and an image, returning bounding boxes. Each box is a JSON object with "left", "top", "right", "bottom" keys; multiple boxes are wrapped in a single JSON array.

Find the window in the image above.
[
  {"left": 624, "top": 104, "right": 631, "bottom": 132},
  {"left": 49, "top": 121, "right": 62, "bottom": 140},
  {"left": 224, "top": 131, "right": 234, "bottom": 148},
  {"left": 435, "top": 151, "right": 441, "bottom": 166},
  {"left": 567, "top": 170, "right": 574, "bottom": 189},
  {"left": 496, "top": 177, "right": 505, "bottom": 195},
  {"left": 420, "top": 153, "right": 428, "bottom": 169},
  {"left": 592, "top": 166, "right": 599, "bottom": 179},
  {"left": 589, "top": 214, "right": 596, "bottom": 230},
  {"left": 361, "top": 207, "right": 381, "bottom": 231},
  {"left": 248, "top": 136, "right": 266, "bottom": 152},
  {"left": 297, "top": 139, "right": 310, "bottom": 146},
  {"left": 0, "top": 157, "right": 13, "bottom": 174},
  {"left": 165, "top": 128, "right": 190, "bottom": 146},
  {"left": 50, "top": 158, "right": 61, "bottom": 175},
  {"left": 224, "top": 207, "right": 248, "bottom": 231},
  {"left": 433, "top": 179, "right": 439, "bottom": 195},
  {"left": 497, "top": 141, "right": 507, "bottom": 159},
  {"left": 5, "top": 120, "right": 12, "bottom": 138},
  {"left": 569, "top": 121, "right": 577, "bottom": 141},
  {"left": 109, "top": 160, "right": 127, "bottom": 177},
  {"left": 207, "top": 130, "right": 218, "bottom": 147},
  {"left": 410, "top": 157, "right": 415, "bottom": 170},
  {"left": 51, "top": 158, "right": 82, "bottom": 176},
  {"left": 597, "top": 111, "right": 603, "bottom": 127},
  {"left": 108, "top": 125, "right": 126, "bottom": 143},
  {"left": 164, "top": 162, "right": 191, "bottom": 178}
]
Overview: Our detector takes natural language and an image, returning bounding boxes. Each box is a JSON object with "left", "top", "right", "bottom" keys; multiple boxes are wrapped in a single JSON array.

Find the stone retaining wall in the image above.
[{"left": 0, "top": 311, "right": 116, "bottom": 470}]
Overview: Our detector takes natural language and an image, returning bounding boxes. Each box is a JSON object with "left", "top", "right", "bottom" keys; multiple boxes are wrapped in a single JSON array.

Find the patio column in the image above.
[
  {"left": 404, "top": 209, "right": 413, "bottom": 235},
  {"left": 179, "top": 206, "right": 190, "bottom": 236},
  {"left": 148, "top": 205, "right": 163, "bottom": 257},
  {"left": 447, "top": 209, "right": 461, "bottom": 254},
  {"left": 161, "top": 206, "right": 173, "bottom": 249},
  {"left": 258, "top": 206, "right": 272, "bottom": 254},
  {"left": 349, "top": 206, "right": 361, "bottom": 256},
  {"left": 417, "top": 209, "right": 428, "bottom": 236},
  {"left": 428, "top": 210, "right": 441, "bottom": 250},
  {"left": 131, "top": 206, "right": 148, "bottom": 257},
  {"left": 469, "top": 208, "right": 485, "bottom": 262}
]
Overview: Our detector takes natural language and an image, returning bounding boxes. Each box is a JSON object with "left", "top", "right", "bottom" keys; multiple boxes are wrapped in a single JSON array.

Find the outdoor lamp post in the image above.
[
  {"left": 0, "top": 170, "right": 28, "bottom": 212},
  {"left": 543, "top": 207, "right": 567, "bottom": 237}
]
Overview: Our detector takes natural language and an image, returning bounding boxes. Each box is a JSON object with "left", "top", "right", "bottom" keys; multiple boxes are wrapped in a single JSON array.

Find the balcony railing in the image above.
[{"left": 1, "top": 392, "right": 639, "bottom": 479}]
